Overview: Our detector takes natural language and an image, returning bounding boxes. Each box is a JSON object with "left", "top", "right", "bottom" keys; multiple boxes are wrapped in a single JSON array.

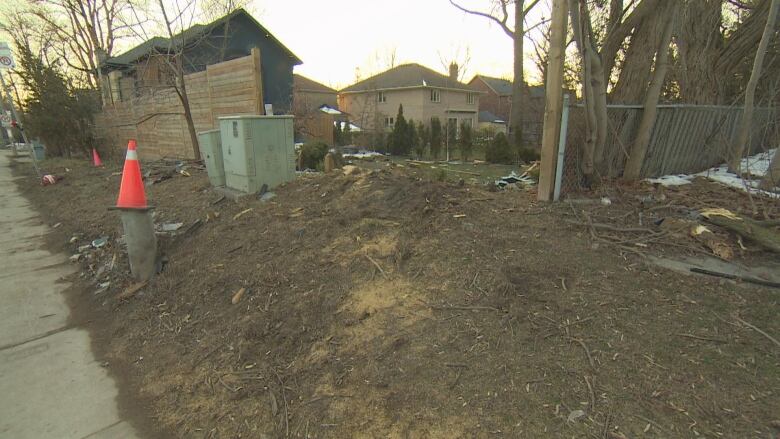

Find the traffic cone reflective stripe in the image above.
[
  {"left": 92, "top": 148, "right": 103, "bottom": 167},
  {"left": 116, "top": 140, "right": 147, "bottom": 209}
]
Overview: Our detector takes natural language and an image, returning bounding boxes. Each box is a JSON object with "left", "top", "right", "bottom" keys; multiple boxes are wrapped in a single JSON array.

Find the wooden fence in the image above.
[
  {"left": 95, "top": 49, "right": 264, "bottom": 159},
  {"left": 560, "top": 104, "right": 779, "bottom": 192}
]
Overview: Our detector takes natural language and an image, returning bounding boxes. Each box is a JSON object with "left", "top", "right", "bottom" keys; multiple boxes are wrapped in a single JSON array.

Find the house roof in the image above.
[
  {"left": 294, "top": 74, "right": 336, "bottom": 94},
  {"left": 470, "top": 75, "right": 547, "bottom": 99},
  {"left": 471, "top": 75, "right": 513, "bottom": 96},
  {"left": 340, "top": 63, "right": 473, "bottom": 93},
  {"left": 478, "top": 110, "right": 505, "bottom": 123},
  {"left": 102, "top": 9, "right": 301, "bottom": 67}
]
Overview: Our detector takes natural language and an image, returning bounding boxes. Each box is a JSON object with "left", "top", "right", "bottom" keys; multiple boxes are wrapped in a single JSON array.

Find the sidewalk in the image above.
[{"left": 0, "top": 153, "right": 140, "bottom": 439}]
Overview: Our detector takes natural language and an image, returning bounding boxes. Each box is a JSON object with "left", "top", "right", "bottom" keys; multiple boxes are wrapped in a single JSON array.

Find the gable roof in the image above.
[
  {"left": 341, "top": 63, "right": 473, "bottom": 93},
  {"left": 103, "top": 9, "right": 301, "bottom": 67},
  {"left": 294, "top": 74, "right": 336, "bottom": 94},
  {"left": 470, "top": 75, "right": 513, "bottom": 96}
]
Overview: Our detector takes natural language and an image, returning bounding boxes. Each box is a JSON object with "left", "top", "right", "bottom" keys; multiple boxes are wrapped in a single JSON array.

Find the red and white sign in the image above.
[{"left": 0, "top": 42, "right": 15, "bottom": 69}]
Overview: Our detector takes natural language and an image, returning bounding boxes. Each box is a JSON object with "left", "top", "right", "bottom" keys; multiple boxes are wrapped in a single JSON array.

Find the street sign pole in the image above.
[{"left": 0, "top": 42, "right": 39, "bottom": 177}]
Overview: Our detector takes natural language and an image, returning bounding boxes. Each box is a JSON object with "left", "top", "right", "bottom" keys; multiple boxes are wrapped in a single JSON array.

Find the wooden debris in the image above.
[
  {"left": 116, "top": 281, "right": 148, "bottom": 301},
  {"left": 233, "top": 208, "right": 253, "bottom": 221},
  {"left": 734, "top": 315, "right": 780, "bottom": 348},
  {"left": 702, "top": 209, "right": 780, "bottom": 253},
  {"left": 232, "top": 287, "right": 246, "bottom": 304}
]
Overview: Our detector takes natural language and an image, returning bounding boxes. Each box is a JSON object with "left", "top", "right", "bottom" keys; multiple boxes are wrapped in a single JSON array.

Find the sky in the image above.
[{"left": 252, "top": 0, "right": 548, "bottom": 90}]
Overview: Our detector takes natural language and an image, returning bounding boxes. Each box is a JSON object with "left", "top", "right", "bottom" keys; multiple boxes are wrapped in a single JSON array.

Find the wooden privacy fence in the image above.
[
  {"left": 95, "top": 49, "right": 264, "bottom": 159},
  {"left": 559, "top": 104, "right": 779, "bottom": 194}
]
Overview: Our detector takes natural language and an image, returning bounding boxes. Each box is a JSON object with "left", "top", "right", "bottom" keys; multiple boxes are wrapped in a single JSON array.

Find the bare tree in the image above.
[
  {"left": 623, "top": 2, "right": 677, "bottom": 180},
  {"left": 155, "top": 0, "right": 201, "bottom": 158},
  {"left": 731, "top": 0, "right": 779, "bottom": 173},
  {"left": 567, "top": 0, "right": 661, "bottom": 183},
  {"left": 449, "top": 0, "right": 544, "bottom": 147},
  {"left": 24, "top": 0, "right": 138, "bottom": 89}
]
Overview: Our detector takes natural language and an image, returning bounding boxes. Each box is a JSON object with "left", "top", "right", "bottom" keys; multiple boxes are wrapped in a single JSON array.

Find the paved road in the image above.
[{"left": 0, "top": 153, "right": 140, "bottom": 439}]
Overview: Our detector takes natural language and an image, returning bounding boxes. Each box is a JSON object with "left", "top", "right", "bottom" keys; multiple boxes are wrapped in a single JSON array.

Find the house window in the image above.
[
  {"left": 377, "top": 92, "right": 387, "bottom": 103},
  {"left": 466, "top": 93, "right": 474, "bottom": 104},
  {"left": 430, "top": 89, "right": 440, "bottom": 102},
  {"left": 448, "top": 117, "right": 458, "bottom": 139},
  {"left": 385, "top": 117, "right": 394, "bottom": 128},
  {"left": 462, "top": 118, "right": 473, "bottom": 130}
]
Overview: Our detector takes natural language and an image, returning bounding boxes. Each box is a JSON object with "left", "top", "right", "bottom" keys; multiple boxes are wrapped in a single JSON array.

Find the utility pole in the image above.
[{"left": 537, "top": 0, "right": 568, "bottom": 201}]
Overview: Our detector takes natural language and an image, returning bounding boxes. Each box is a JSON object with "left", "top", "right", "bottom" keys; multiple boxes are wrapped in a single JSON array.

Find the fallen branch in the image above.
[
  {"left": 734, "top": 316, "right": 780, "bottom": 348},
  {"left": 677, "top": 333, "right": 728, "bottom": 343},
  {"left": 563, "top": 219, "right": 656, "bottom": 234},
  {"left": 364, "top": 254, "right": 388, "bottom": 279},
  {"left": 702, "top": 210, "right": 780, "bottom": 253},
  {"left": 569, "top": 337, "right": 596, "bottom": 369}
]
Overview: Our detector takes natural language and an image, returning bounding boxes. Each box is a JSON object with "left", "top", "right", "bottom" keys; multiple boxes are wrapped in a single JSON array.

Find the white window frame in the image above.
[
  {"left": 385, "top": 117, "right": 394, "bottom": 128},
  {"left": 377, "top": 92, "right": 387, "bottom": 103},
  {"left": 466, "top": 93, "right": 474, "bottom": 104},
  {"left": 430, "top": 89, "right": 440, "bottom": 103}
]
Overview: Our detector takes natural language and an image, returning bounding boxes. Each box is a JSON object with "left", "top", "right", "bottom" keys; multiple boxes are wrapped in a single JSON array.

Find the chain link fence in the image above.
[{"left": 557, "top": 103, "right": 779, "bottom": 198}]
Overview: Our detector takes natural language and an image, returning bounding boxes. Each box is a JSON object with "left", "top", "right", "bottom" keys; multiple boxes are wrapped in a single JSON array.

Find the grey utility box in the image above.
[
  {"left": 218, "top": 115, "right": 295, "bottom": 194},
  {"left": 198, "top": 129, "right": 225, "bottom": 187}
]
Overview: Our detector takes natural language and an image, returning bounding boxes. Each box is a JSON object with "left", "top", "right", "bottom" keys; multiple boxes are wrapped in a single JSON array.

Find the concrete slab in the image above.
[
  {"left": 0, "top": 153, "right": 141, "bottom": 439},
  {"left": 0, "top": 266, "right": 71, "bottom": 348},
  {"left": 0, "top": 329, "right": 131, "bottom": 439}
]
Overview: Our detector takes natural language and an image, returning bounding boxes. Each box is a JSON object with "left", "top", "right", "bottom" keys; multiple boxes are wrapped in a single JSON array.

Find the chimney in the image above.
[{"left": 449, "top": 62, "right": 458, "bottom": 82}]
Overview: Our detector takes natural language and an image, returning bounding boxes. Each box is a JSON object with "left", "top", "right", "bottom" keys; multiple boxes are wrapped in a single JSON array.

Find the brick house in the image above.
[
  {"left": 338, "top": 63, "right": 479, "bottom": 135},
  {"left": 468, "top": 75, "right": 546, "bottom": 145},
  {"left": 293, "top": 74, "right": 338, "bottom": 111}
]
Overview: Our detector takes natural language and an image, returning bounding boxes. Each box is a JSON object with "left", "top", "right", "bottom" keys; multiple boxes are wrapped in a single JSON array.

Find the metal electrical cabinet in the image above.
[
  {"left": 197, "top": 129, "right": 225, "bottom": 187},
  {"left": 218, "top": 115, "right": 295, "bottom": 193}
]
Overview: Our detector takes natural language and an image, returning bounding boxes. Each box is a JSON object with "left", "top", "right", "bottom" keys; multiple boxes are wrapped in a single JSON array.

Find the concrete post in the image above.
[{"left": 119, "top": 208, "right": 157, "bottom": 281}]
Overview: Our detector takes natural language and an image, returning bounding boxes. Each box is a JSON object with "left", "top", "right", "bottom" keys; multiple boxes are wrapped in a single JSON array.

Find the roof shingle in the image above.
[
  {"left": 294, "top": 74, "right": 336, "bottom": 93},
  {"left": 340, "top": 63, "right": 472, "bottom": 93}
]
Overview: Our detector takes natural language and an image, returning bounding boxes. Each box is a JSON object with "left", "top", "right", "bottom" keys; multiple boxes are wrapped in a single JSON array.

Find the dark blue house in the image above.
[{"left": 101, "top": 9, "right": 302, "bottom": 112}]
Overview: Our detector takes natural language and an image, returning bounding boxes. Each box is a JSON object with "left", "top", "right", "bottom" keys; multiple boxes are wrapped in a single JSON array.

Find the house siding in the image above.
[{"left": 339, "top": 87, "right": 478, "bottom": 132}]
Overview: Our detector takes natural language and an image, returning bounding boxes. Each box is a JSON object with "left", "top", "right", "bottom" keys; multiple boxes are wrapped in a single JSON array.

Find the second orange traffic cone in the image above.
[
  {"left": 116, "top": 140, "right": 147, "bottom": 209},
  {"left": 92, "top": 148, "right": 103, "bottom": 167}
]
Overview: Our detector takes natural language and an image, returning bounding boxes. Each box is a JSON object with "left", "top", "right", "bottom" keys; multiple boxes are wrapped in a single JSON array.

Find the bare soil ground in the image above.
[{"left": 12, "top": 156, "right": 780, "bottom": 439}]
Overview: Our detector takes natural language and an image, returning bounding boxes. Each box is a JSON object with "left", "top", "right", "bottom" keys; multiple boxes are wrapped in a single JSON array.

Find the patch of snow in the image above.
[
  {"left": 645, "top": 174, "right": 694, "bottom": 186},
  {"left": 333, "top": 121, "right": 362, "bottom": 132},
  {"left": 319, "top": 106, "right": 342, "bottom": 115},
  {"left": 343, "top": 151, "right": 385, "bottom": 159},
  {"left": 646, "top": 148, "right": 778, "bottom": 198}
]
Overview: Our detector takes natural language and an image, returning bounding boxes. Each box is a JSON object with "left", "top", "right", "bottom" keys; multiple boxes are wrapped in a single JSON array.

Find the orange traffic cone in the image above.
[
  {"left": 92, "top": 148, "right": 103, "bottom": 167},
  {"left": 116, "top": 140, "right": 147, "bottom": 209}
]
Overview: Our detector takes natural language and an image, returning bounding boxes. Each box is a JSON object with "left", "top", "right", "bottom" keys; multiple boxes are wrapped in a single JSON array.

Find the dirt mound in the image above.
[{"left": 14, "top": 158, "right": 780, "bottom": 438}]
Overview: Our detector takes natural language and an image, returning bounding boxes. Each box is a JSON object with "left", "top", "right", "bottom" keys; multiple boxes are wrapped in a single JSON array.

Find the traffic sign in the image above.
[{"left": 0, "top": 42, "right": 15, "bottom": 69}]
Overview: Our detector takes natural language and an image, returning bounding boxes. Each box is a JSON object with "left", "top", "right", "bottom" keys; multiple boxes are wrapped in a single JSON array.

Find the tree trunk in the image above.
[
  {"left": 158, "top": 0, "right": 201, "bottom": 159},
  {"left": 571, "top": 0, "right": 607, "bottom": 185},
  {"left": 624, "top": 4, "right": 676, "bottom": 180},
  {"left": 729, "top": 0, "right": 779, "bottom": 172},
  {"left": 510, "top": 1, "right": 525, "bottom": 148},
  {"left": 760, "top": 148, "right": 780, "bottom": 190}
]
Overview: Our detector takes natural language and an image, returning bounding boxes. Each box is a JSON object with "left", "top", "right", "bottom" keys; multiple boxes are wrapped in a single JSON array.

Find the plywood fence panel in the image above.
[{"left": 96, "top": 53, "right": 261, "bottom": 159}]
